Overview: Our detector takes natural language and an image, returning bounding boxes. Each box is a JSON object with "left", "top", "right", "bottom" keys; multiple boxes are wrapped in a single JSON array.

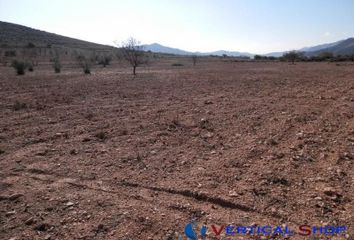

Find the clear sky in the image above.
[{"left": 1, "top": 0, "right": 354, "bottom": 54}]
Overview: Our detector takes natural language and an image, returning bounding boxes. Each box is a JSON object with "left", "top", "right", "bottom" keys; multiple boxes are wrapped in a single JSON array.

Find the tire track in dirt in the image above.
[
  {"left": 119, "top": 181, "right": 255, "bottom": 212},
  {"left": 18, "top": 167, "right": 257, "bottom": 213}
]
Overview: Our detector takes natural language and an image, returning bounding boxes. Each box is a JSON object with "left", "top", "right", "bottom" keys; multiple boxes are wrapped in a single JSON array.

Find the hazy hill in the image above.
[
  {"left": 0, "top": 21, "right": 114, "bottom": 50},
  {"left": 144, "top": 39, "right": 354, "bottom": 58},
  {"left": 307, "top": 38, "right": 354, "bottom": 56},
  {"left": 266, "top": 38, "right": 354, "bottom": 57},
  {"left": 143, "top": 43, "right": 254, "bottom": 57},
  {"left": 299, "top": 39, "right": 344, "bottom": 52},
  {"left": 142, "top": 43, "right": 191, "bottom": 55},
  {"left": 199, "top": 50, "right": 253, "bottom": 57}
]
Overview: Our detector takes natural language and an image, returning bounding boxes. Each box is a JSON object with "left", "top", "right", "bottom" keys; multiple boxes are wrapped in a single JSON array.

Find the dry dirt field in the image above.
[{"left": 0, "top": 61, "right": 354, "bottom": 240}]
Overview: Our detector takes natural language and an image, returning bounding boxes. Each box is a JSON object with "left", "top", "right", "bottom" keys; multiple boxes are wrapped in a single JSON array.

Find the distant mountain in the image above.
[
  {"left": 0, "top": 21, "right": 114, "bottom": 50},
  {"left": 307, "top": 38, "right": 354, "bottom": 56},
  {"left": 143, "top": 43, "right": 191, "bottom": 55},
  {"left": 143, "top": 43, "right": 253, "bottom": 57},
  {"left": 145, "top": 39, "right": 354, "bottom": 58},
  {"left": 265, "top": 38, "right": 354, "bottom": 57},
  {"left": 299, "top": 40, "right": 344, "bottom": 52},
  {"left": 264, "top": 51, "right": 286, "bottom": 57},
  {"left": 199, "top": 50, "right": 253, "bottom": 57}
]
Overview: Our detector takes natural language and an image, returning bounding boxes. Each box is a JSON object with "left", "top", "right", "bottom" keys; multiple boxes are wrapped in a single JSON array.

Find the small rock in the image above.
[
  {"left": 5, "top": 210, "right": 16, "bottom": 216},
  {"left": 323, "top": 187, "right": 340, "bottom": 197},
  {"left": 34, "top": 223, "right": 51, "bottom": 232},
  {"left": 338, "top": 152, "right": 354, "bottom": 161},
  {"left": 228, "top": 191, "right": 238, "bottom": 197},
  {"left": 336, "top": 169, "right": 346, "bottom": 176},
  {"left": 296, "top": 131, "right": 304, "bottom": 138},
  {"left": 82, "top": 137, "right": 91, "bottom": 142},
  {"left": 267, "top": 138, "right": 278, "bottom": 146},
  {"left": 8, "top": 193, "right": 23, "bottom": 201},
  {"left": 65, "top": 201, "right": 74, "bottom": 207},
  {"left": 96, "top": 223, "right": 107, "bottom": 233},
  {"left": 205, "top": 132, "right": 213, "bottom": 138},
  {"left": 69, "top": 149, "right": 77, "bottom": 155},
  {"left": 25, "top": 217, "right": 36, "bottom": 225},
  {"left": 199, "top": 118, "right": 211, "bottom": 129}
]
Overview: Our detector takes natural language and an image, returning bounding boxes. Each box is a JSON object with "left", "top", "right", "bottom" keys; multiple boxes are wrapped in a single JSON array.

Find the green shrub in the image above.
[
  {"left": 53, "top": 58, "right": 61, "bottom": 73},
  {"left": 94, "top": 131, "right": 107, "bottom": 141},
  {"left": 5, "top": 50, "right": 16, "bottom": 57},
  {"left": 172, "top": 63, "right": 184, "bottom": 66},
  {"left": 11, "top": 60, "right": 27, "bottom": 75},
  {"left": 83, "top": 62, "right": 91, "bottom": 74},
  {"left": 27, "top": 42, "right": 36, "bottom": 48},
  {"left": 98, "top": 55, "right": 112, "bottom": 67},
  {"left": 27, "top": 62, "right": 34, "bottom": 72},
  {"left": 76, "top": 55, "right": 92, "bottom": 74},
  {"left": 13, "top": 100, "right": 27, "bottom": 111}
]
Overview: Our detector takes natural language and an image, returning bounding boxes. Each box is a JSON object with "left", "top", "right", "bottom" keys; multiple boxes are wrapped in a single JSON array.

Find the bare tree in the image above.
[
  {"left": 192, "top": 55, "right": 197, "bottom": 66},
  {"left": 118, "top": 37, "right": 146, "bottom": 75}
]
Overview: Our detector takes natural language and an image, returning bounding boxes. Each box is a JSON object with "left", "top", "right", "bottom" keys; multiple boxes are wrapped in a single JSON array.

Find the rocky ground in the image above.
[{"left": 0, "top": 61, "right": 353, "bottom": 239}]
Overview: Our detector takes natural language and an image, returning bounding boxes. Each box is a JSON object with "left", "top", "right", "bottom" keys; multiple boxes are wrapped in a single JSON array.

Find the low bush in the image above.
[
  {"left": 94, "top": 131, "right": 107, "bottom": 141},
  {"left": 98, "top": 55, "right": 112, "bottom": 67},
  {"left": 172, "top": 63, "right": 184, "bottom": 66},
  {"left": 5, "top": 50, "right": 16, "bottom": 57},
  {"left": 11, "top": 60, "right": 27, "bottom": 75},
  {"left": 27, "top": 62, "right": 34, "bottom": 72},
  {"left": 53, "top": 57, "right": 61, "bottom": 73},
  {"left": 76, "top": 55, "right": 92, "bottom": 74},
  {"left": 13, "top": 100, "right": 27, "bottom": 111},
  {"left": 83, "top": 62, "right": 91, "bottom": 74},
  {"left": 27, "top": 42, "right": 36, "bottom": 48}
]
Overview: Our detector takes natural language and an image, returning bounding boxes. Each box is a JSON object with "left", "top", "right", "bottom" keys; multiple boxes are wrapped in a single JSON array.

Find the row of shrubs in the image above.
[
  {"left": 11, "top": 59, "right": 76, "bottom": 75},
  {"left": 75, "top": 55, "right": 112, "bottom": 74},
  {"left": 254, "top": 51, "right": 354, "bottom": 62},
  {"left": 11, "top": 54, "right": 112, "bottom": 75},
  {"left": 11, "top": 59, "right": 57, "bottom": 75}
]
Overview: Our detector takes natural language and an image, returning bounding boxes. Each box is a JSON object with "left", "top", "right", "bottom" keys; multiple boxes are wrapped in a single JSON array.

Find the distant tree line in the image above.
[
  {"left": 254, "top": 55, "right": 277, "bottom": 61},
  {"left": 254, "top": 51, "right": 354, "bottom": 62}
]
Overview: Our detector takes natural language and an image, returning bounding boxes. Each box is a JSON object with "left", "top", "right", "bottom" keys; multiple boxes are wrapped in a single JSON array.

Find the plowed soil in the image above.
[{"left": 1, "top": 61, "right": 353, "bottom": 239}]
